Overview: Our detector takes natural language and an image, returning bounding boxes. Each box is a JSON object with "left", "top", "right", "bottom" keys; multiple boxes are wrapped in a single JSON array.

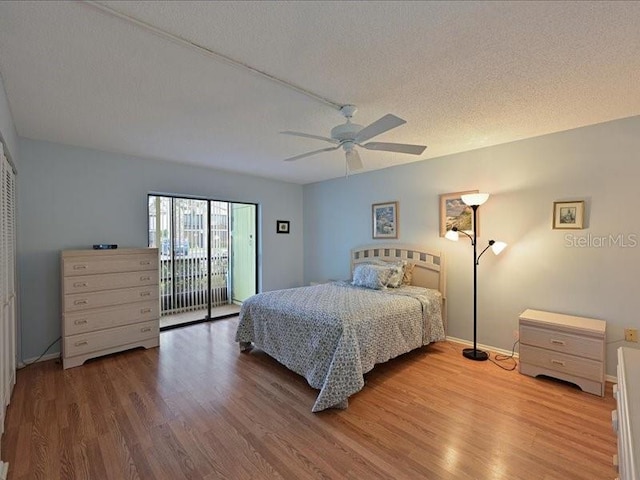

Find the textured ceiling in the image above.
[{"left": 0, "top": 1, "right": 639, "bottom": 184}]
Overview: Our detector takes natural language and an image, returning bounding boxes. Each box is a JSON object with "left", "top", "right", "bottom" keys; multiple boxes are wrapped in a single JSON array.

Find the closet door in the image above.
[{"left": 0, "top": 142, "right": 17, "bottom": 456}]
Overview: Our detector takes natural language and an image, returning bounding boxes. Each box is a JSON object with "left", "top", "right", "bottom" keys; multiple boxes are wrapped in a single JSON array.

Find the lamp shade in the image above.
[
  {"left": 461, "top": 193, "right": 489, "bottom": 206},
  {"left": 445, "top": 229, "right": 459, "bottom": 241},
  {"left": 491, "top": 241, "right": 507, "bottom": 255}
]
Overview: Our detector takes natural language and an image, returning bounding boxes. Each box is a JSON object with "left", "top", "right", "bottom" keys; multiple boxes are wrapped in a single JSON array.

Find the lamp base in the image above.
[{"left": 463, "top": 348, "right": 489, "bottom": 361}]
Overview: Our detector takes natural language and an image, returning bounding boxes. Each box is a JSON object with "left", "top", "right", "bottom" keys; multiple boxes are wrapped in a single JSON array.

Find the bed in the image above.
[{"left": 235, "top": 245, "right": 446, "bottom": 412}]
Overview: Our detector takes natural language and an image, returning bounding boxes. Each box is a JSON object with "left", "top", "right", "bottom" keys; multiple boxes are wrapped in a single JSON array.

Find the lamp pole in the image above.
[
  {"left": 463, "top": 204, "right": 489, "bottom": 361},
  {"left": 446, "top": 192, "right": 506, "bottom": 361}
]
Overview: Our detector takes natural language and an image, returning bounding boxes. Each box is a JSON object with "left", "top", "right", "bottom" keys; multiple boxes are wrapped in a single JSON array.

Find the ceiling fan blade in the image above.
[
  {"left": 354, "top": 114, "right": 406, "bottom": 143},
  {"left": 284, "top": 145, "right": 340, "bottom": 162},
  {"left": 280, "top": 131, "right": 339, "bottom": 144},
  {"left": 346, "top": 149, "right": 363, "bottom": 171},
  {"left": 362, "top": 142, "right": 427, "bottom": 155}
]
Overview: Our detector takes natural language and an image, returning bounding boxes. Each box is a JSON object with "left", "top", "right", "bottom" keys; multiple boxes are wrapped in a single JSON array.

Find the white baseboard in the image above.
[
  {"left": 446, "top": 336, "right": 520, "bottom": 358},
  {"left": 446, "top": 336, "right": 620, "bottom": 384},
  {"left": 1, "top": 461, "right": 8, "bottom": 480},
  {"left": 17, "top": 352, "right": 60, "bottom": 369}
]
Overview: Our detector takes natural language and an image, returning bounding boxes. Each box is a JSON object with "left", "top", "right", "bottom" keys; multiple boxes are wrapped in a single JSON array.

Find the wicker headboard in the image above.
[{"left": 350, "top": 244, "right": 447, "bottom": 329}]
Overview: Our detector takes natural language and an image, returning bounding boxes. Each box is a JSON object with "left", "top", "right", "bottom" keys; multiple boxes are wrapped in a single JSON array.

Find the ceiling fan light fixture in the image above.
[
  {"left": 345, "top": 148, "right": 363, "bottom": 172},
  {"left": 340, "top": 104, "right": 357, "bottom": 119}
]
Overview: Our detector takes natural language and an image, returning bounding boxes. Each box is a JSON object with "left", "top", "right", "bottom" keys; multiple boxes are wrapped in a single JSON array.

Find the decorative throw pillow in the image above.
[
  {"left": 402, "top": 262, "right": 415, "bottom": 285},
  {"left": 386, "top": 264, "right": 404, "bottom": 288},
  {"left": 352, "top": 264, "right": 395, "bottom": 289}
]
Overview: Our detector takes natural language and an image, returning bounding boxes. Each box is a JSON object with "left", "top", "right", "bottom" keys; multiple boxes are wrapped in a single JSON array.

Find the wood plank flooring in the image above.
[{"left": 2, "top": 317, "right": 617, "bottom": 479}]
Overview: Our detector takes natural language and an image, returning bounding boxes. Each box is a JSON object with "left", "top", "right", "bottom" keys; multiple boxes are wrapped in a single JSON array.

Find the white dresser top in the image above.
[
  {"left": 62, "top": 247, "right": 158, "bottom": 257},
  {"left": 520, "top": 309, "right": 606, "bottom": 335}
]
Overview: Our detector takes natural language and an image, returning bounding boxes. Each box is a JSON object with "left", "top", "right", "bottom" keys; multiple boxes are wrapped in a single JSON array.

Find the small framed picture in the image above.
[
  {"left": 440, "top": 190, "right": 479, "bottom": 237},
  {"left": 553, "top": 201, "right": 584, "bottom": 229},
  {"left": 276, "top": 220, "right": 290, "bottom": 234},
  {"left": 372, "top": 201, "right": 398, "bottom": 239}
]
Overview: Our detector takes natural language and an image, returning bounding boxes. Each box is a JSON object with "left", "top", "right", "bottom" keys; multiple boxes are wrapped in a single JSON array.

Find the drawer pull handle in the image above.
[
  {"left": 73, "top": 264, "right": 87, "bottom": 270},
  {"left": 74, "top": 319, "right": 88, "bottom": 325},
  {"left": 613, "top": 384, "right": 618, "bottom": 399},
  {"left": 140, "top": 276, "right": 151, "bottom": 281},
  {"left": 140, "top": 260, "right": 151, "bottom": 265},
  {"left": 141, "top": 327, "right": 152, "bottom": 333},
  {"left": 550, "top": 339, "right": 566, "bottom": 346},
  {"left": 74, "top": 299, "right": 88, "bottom": 306},
  {"left": 550, "top": 359, "right": 565, "bottom": 367},
  {"left": 140, "top": 292, "right": 151, "bottom": 297},
  {"left": 141, "top": 308, "right": 152, "bottom": 314},
  {"left": 73, "top": 282, "right": 87, "bottom": 288},
  {"left": 75, "top": 341, "right": 88, "bottom": 347}
]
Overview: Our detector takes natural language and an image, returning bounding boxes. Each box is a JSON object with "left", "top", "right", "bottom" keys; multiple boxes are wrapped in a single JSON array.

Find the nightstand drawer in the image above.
[
  {"left": 520, "top": 344, "right": 603, "bottom": 382},
  {"left": 520, "top": 325, "right": 603, "bottom": 361}
]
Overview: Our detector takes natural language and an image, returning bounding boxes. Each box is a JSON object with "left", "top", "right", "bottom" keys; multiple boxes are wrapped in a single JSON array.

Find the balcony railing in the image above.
[{"left": 160, "top": 251, "right": 228, "bottom": 315}]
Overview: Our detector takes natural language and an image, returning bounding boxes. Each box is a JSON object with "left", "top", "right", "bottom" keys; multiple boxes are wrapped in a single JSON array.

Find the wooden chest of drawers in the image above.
[
  {"left": 61, "top": 248, "right": 160, "bottom": 369},
  {"left": 519, "top": 309, "right": 606, "bottom": 397}
]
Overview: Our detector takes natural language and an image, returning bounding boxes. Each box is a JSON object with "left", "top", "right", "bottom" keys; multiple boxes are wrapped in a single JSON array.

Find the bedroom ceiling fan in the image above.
[{"left": 281, "top": 105, "right": 427, "bottom": 172}]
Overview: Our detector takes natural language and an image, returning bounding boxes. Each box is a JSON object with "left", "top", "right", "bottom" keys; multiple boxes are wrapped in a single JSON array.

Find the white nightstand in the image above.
[{"left": 519, "top": 309, "right": 606, "bottom": 397}]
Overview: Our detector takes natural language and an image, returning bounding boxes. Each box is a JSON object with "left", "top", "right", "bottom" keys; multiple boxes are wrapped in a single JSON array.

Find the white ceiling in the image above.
[{"left": 0, "top": 1, "right": 639, "bottom": 185}]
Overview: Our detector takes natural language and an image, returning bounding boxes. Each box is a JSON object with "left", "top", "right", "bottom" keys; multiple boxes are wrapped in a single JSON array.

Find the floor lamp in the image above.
[{"left": 445, "top": 193, "right": 507, "bottom": 361}]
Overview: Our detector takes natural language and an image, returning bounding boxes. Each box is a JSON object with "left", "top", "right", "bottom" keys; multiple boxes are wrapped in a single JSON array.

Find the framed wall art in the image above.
[
  {"left": 553, "top": 201, "right": 584, "bottom": 229},
  {"left": 440, "top": 190, "right": 478, "bottom": 237},
  {"left": 372, "top": 201, "right": 398, "bottom": 239}
]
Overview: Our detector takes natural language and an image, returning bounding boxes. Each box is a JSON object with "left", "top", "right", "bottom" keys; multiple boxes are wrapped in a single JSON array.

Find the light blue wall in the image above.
[
  {"left": 304, "top": 115, "right": 640, "bottom": 376},
  {"left": 17, "top": 138, "right": 303, "bottom": 360},
  {"left": 15, "top": 116, "right": 640, "bottom": 376}
]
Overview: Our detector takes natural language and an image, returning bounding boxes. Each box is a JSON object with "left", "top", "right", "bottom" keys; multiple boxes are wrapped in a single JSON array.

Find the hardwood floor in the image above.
[{"left": 2, "top": 317, "right": 617, "bottom": 479}]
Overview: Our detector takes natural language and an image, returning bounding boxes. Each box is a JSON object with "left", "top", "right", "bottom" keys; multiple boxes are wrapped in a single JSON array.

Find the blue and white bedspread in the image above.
[{"left": 235, "top": 281, "right": 444, "bottom": 412}]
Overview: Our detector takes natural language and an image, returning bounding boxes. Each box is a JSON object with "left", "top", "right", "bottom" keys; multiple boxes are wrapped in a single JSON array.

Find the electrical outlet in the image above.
[
  {"left": 513, "top": 329, "right": 520, "bottom": 340},
  {"left": 624, "top": 328, "right": 638, "bottom": 343}
]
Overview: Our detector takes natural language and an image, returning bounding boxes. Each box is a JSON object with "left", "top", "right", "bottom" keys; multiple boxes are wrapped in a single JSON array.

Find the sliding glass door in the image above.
[
  {"left": 148, "top": 195, "right": 257, "bottom": 326},
  {"left": 208, "top": 201, "right": 229, "bottom": 309},
  {"left": 230, "top": 203, "right": 256, "bottom": 303}
]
